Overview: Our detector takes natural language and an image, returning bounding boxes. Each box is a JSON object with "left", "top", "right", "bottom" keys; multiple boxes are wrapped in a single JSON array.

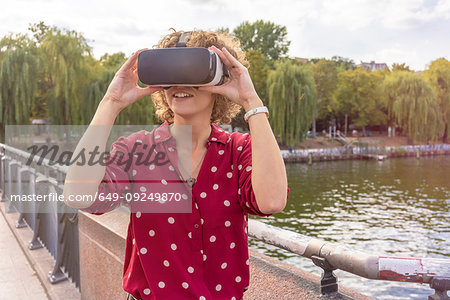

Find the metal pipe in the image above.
[{"left": 248, "top": 219, "right": 450, "bottom": 285}]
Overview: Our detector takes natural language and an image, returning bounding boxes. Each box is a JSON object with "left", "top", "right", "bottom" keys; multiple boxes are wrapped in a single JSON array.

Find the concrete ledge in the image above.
[
  {"left": 3, "top": 201, "right": 372, "bottom": 300},
  {"left": 78, "top": 209, "right": 129, "bottom": 300}
]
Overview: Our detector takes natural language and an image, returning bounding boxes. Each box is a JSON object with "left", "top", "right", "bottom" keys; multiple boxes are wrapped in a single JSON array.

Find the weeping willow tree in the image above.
[
  {"left": 267, "top": 59, "right": 316, "bottom": 146},
  {"left": 0, "top": 34, "right": 38, "bottom": 142},
  {"left": 424, "top": 58, "right": 450, "bottom": 143},
  {"left": 38, "top": 26, "right": 91, "bottom": 125},
  {"left": 82, "top": 52, "right": 157, "bottom": 126},
  {"left": 383, "top": 71, "right": 442, "bottom": 143}
]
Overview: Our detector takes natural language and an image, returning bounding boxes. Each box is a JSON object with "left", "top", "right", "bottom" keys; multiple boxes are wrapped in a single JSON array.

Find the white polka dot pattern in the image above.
[{"left": 89, "top": 124, "right": 268, "bottom": 298}]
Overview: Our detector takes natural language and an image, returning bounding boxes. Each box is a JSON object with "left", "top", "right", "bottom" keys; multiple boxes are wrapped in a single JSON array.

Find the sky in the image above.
[{"left": 1, "top": 0, "right": 449, "bottom": 71}]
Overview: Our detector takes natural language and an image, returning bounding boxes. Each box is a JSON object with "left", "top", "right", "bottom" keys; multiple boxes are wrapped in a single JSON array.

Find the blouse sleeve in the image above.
[{"left": 80, "top": 136, "right": 133, "bottom": 215}]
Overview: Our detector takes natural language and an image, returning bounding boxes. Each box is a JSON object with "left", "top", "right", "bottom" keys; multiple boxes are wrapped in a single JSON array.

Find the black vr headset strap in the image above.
[{"left": 176, "top": 32, "right": 192, "bottom": 47}]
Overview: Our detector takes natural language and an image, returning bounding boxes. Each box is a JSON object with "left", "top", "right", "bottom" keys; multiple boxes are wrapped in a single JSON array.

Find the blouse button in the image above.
[{"left": 194, "top": 224, "right": 200, "bottom": 229}]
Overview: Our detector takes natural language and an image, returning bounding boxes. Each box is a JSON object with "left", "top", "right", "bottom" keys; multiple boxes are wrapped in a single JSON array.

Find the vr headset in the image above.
[{"left": 137, "top": 32, "right": 229, "bottom": 87}]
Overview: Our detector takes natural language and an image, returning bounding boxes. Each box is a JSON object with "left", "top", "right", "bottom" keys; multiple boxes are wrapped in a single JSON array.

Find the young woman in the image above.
[{"left": 64, "top": 30, "right": 288, "bottom": 300}]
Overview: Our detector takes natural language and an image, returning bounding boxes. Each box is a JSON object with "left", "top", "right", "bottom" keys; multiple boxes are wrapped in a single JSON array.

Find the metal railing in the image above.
[
  {"left": 1, "top": 142, "right": 449, "bottom": 299},
  {"left": 0, "top": 143, "right": 80, "bottom": 289},
  {"left": 249, "top": 219, "right": 450, "bottom": 300}
]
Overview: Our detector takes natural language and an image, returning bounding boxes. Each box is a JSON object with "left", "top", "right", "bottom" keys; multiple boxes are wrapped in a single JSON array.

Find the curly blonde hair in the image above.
[{"left": 151, "top": 29, "right": 247, "bottom": 124}]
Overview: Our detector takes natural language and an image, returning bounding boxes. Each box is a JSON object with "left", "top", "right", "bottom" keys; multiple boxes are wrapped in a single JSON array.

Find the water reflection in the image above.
[{"left": 250, "top": 156, "right": 450, "bottom": 300}]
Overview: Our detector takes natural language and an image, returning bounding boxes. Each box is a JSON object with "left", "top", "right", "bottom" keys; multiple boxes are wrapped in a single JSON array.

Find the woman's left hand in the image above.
[{"left": 198, "top": 46, "right": 262, "bottom": 111}]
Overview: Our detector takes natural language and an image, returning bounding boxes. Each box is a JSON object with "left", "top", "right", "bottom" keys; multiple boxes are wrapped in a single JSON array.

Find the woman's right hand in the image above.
[{"left": 102, "top": 48, "right": 162, "bottom": 112}]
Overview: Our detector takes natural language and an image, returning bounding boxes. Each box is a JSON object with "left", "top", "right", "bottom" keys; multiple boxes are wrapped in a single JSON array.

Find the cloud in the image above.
[{"left": 0, "top": 0, "right": 448, "bottom": 70}]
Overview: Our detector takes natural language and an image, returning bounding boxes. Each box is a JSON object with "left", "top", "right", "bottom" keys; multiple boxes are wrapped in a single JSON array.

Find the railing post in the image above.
[
  {"left": 15, "top": 166, "right": 32, "bottom": 228},
  {"left": 311, "top": 255, "right": 338, "bottom": 295},
  {"left": 6, "top": 160, "right": 21, "bottom": 213},
  {"left": 429, "top": 277, "right": 450, "bottom": 300},
  {"left": 0, "top": 155, "right": 6, "bottom": 201},
  {"left": 29, "top": 171, "right": 43, "bottom": 250},
  {"left": 47, "top": 183, "right": 68, "bottom": 284}
]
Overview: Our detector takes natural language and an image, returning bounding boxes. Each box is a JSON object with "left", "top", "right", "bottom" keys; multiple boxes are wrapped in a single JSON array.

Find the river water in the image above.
[{"left": 249, "top": 156, "right": 450, "bottom": 300}]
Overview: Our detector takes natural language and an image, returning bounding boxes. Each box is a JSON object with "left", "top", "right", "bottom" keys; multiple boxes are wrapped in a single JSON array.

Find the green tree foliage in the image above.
[
  {"left": 1, "top": 23, "right": 159, "bottom": 131},
  {"left": 0, "top": 34, "right": 38, "bottom": 141},
  {"left": 331, "top": 56, "right": 356, "bottom": 72},
  {"left": 233, "top": 20, "right": 290, "bottom": 61},
  {"left": 310, "top": 59, "right": 338, "bottom": 136},
  {"left": 383, "top": 71, "right": 442, "bottom": 143},
  {"left": 424, "top": 58, "right": 450, "bottom": 142},
  {"left": 246, "top": 49, "right": 271, "bottom": 103},
  {"left": 334, "top": 68, "right": 386, "bottom": 135},
  {"left": 231, "top": 49, "right": 271, "bottom": 130},
  {"left": 100, "top": 52, "right": 126, "bottom": 70},
  {"left": 392, "top": 63, "right": 412, "bottom": 72},
  {"left": 38, "top": 25, "right": 91, "bottom": 125},
  {"left": 267, "top": 59, "right": 316, "bottom": 146}
]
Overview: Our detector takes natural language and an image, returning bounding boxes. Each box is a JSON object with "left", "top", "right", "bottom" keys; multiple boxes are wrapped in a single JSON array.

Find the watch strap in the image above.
[{"left": 244, "top": 106, "right": 269, "bottom": 122}]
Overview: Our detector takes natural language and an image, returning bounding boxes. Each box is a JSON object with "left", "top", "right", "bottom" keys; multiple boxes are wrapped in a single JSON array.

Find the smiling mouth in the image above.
[{"left": 173, "top": 92, "right": 193, "bottom": 99}]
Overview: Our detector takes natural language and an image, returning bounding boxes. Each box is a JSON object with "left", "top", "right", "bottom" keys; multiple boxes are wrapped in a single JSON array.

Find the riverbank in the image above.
[
  {"left": 283, "top": 135, "right": 434, "bottom": 150},
  {"left": 281, "top": 136, "right": 450, "bottom": 163}
]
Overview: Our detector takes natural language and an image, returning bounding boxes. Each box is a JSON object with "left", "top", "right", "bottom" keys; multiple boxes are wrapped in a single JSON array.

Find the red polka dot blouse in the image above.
[{"left": 81, "top": 123, "right": 273, "bottom": 299}]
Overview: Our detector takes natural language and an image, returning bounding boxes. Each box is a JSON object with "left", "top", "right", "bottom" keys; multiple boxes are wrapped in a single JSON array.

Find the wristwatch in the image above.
[{"left": 244, "top": 106, "right": 269, "bottom": 122}]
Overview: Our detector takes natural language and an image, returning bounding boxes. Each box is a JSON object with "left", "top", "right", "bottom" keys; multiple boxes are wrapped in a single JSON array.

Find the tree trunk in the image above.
[
  {"left": 443, "top": 123, "right": 448, "bottom": 143},
  {"left": 312, "top": 105, "right": 317, "bottom": 138},
  {"left": 344, "top": 114, "right": 348, "bottom": 136}
]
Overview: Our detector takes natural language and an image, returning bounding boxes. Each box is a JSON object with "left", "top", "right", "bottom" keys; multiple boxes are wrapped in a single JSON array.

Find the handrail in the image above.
[
  {"left": 249, "top": 219, "right": 450, "bottom": 299},
  {"left": 1, "top": 143, "right": 68, "bottom": 173}
]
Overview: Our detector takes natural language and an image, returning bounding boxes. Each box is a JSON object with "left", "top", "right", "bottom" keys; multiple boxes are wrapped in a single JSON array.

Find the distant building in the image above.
[{"left": 358, "top": 61, "right": 388, "bottom": 71}]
